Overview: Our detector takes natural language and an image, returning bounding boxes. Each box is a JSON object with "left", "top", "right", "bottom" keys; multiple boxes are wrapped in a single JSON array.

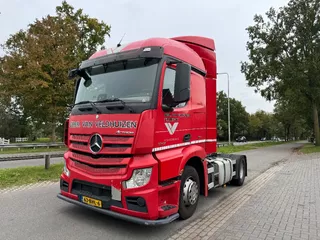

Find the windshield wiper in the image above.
[
  {"left": 73, "top": 101, "right": 102, "bottom": 114},
  {"left": 97, "top": 98, "right": 136, "bottom": 113}
]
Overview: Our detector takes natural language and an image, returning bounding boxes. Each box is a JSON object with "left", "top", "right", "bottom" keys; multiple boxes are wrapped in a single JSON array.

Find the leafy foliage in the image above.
[
  {"left": 0, "top": 1, "right": 110, "bottom": 141},
  {"left": 248, "top": 111, "right": 273, "bottom": 140},
  {"left": 217, "top": 91, "right": 308, "bottom": 141},
  {"left": 217, "top": 91, "right": 249, "bottom": 140},
  {"left": 241, "top": 0, "right": 320, "bottom": 145}
]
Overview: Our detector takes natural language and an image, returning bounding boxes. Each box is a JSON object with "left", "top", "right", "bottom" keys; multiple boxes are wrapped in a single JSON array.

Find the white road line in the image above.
[{"left": 0, "top": 181, "right": 59, "bottom": 194}]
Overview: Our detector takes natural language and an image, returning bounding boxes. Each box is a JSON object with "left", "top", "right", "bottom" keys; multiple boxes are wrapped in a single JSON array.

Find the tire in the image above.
[
  {"left": 178, "top": 165, "right": 200, "bottom": 220},
  {"left": 231, "top": 157, "right": 245, "bottom": 186}
]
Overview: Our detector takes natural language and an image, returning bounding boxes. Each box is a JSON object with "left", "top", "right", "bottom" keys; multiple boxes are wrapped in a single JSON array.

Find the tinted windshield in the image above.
[{"left": 75, "top": 58, "right": 159, "bottom": 104}]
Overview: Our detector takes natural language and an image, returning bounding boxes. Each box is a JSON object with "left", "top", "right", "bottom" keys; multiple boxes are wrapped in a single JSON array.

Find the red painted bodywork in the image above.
[{"left": 61, "top": 36, "right": 217, "bottom": 221}]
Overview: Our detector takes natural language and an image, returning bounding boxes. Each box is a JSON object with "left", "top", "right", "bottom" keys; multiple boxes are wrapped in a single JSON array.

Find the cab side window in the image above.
[{"left": 162, "top": 67, "right": 187, "bottom": 108}]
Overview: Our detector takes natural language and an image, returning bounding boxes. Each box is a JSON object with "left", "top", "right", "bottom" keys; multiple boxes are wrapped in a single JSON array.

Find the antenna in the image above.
[{"left": 117, "top": 33, "right": 126, "bottom": 47}]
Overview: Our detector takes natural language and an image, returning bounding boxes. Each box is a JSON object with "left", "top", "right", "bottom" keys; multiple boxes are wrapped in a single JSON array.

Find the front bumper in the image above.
[
  {"left": 57, "top": 193, "right": 179, "bottom": 225},
  {"left": 59, "top": 151, "right": 181, "bottom": 224}
]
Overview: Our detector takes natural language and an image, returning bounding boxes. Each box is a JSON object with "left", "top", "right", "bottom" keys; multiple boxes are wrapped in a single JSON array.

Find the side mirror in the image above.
[
  {"left": 174, "top": 63, "right": 191, "bottom": 104},
  {"left": 68, "top": 68, "right": 91, "bottom": 81},
  {"left": 68, "top": 69, "right": 79, "bottom": 79}
]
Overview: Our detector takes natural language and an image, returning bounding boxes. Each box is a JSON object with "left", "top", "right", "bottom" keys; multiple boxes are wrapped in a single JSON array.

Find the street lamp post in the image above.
[{"left": 217, "top": 72, "right": 231, "bottom": 145}]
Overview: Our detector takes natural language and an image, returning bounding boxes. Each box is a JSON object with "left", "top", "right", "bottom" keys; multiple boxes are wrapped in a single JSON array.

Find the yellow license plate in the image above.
[{"left": 81, "top": 196, "right": 102, "bottom": 208}]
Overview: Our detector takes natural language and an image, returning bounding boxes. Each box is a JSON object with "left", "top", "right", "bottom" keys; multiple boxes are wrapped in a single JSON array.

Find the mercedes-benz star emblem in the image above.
[{"left": 89, "top": 134, "right": 103, "bottom": 153}]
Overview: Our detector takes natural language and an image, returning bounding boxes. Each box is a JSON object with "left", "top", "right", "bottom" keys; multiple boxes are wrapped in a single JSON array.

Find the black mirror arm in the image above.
[
  {"left": 162, "top": 104, "right": 174, "bottom": 112},
  {"left": 166, "top": 60, "right": 182, "bottom": 65},
  {"left": 68, "top": 68, "right": 91, "bottom": 81}
]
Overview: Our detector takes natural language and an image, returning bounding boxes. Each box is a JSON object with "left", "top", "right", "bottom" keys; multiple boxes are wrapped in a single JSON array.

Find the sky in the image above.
[{"left": 0, "top": 0, "right": 290, "bottom": 113}]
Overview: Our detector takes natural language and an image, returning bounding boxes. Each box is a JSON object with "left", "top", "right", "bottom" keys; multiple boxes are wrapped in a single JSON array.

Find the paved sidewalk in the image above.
[{"left": 169, "top": 152, "right": 320, "bottom": 240}]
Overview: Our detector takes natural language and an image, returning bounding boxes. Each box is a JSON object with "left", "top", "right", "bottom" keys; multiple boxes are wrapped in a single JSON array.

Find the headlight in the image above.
[
  {"left": 63, "top": 160, "right": 70, "bottom": 177},
  {"left": 125, "top": 168, "right": 152, "bottom": 189}
]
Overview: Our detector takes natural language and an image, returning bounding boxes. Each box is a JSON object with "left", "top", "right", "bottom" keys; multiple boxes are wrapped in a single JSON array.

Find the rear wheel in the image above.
[
  {"left": 231, "top": 157, "right": 245, "bottom": 186},
  {"left": 178, "top": 165, "right": 200, "bottom": 220}
]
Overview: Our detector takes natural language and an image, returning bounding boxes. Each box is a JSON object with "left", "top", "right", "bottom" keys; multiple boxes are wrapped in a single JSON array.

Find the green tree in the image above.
[
  {"left": 274, "top": 97, "right": 309, "bottom": 141},
  {"left": 0, "top": 97, "right": 30, "bottom": 140},
  {"left": 248, "top": 110, "right": 274, "bottom": 140},
  {"left": 248, "top": 114, "right": 262, "bottom": 140},
  {"left": 241, "top": 0, "right": 320, "bottom": 145},
  {"left": 217, "top": 91, "right": 249, "bottom": 141},
  {"left": 0, "top": 1, "right": 110, "bottom": 141},
  {"left": 274, "top": 100, "right": 297, "bottom": 141}
]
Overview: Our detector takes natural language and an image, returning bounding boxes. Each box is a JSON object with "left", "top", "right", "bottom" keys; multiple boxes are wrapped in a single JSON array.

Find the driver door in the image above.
[{"left": 154, "top": 65, "right": 192, "bottom": 153}]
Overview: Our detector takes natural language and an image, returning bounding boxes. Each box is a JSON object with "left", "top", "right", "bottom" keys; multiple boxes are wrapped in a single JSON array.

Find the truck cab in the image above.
[{"left": 58, "top": 36, "right": 247, "bottom": 225}]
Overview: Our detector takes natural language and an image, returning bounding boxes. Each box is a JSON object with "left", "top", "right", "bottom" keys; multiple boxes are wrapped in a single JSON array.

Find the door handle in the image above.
[{"left": 183, "top": 134, "right": 191, "bottom": 142}]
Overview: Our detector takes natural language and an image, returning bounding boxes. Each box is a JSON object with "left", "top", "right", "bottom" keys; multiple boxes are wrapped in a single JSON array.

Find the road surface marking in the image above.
[{"left": 0, "top": 181, "right": 59, "bottom": 194}]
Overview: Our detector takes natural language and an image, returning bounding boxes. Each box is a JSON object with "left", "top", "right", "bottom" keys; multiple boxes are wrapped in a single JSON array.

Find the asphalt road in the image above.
[
  {"left": 0, "top": 157, "right": 64, "bottom": 169},
  {"left": 0, "top": 142, "right": 302, "bottom": 240}
]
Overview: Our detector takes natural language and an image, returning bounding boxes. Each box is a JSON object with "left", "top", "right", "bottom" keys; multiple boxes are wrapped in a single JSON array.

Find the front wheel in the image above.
[{"left": 178, "top": 165, "right": 200, "bottom": 220}]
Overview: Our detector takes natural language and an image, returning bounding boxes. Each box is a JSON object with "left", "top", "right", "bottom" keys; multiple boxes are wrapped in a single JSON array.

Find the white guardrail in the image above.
[
  {"left": 0, "top": 138, "right": 10, "bottom": 145},
  {"left": 0, "top": 142, "right": 64, "bottom": 151}
]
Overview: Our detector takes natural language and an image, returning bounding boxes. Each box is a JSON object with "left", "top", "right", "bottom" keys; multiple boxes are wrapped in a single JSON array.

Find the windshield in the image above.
[{"left": 75, "top": 58, "right": 160, "bottom": 104}]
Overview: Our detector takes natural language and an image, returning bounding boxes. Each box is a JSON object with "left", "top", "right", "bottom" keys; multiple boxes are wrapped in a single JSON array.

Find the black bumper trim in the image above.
[{"left": 57, "top": 193, "right": 179, "bottom": 225}]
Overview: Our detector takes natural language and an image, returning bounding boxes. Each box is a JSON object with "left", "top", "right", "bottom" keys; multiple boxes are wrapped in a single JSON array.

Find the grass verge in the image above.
[
  {"left": 218, "top": 141, "right": 287, "bottom": 154},
  {"left": 0, "top": 163, "right": 63, "bottom": 189},
  {"left": 299, "top": 143, "right": 320, "bottom": 154},
  {"left": 0, "top": 147, "right": 66, "bottom": 155}
]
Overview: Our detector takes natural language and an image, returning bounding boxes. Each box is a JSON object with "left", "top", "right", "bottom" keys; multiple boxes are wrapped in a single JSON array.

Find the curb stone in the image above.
[{"left": 0, "top": 181, "right": 59, "bottom": 194}]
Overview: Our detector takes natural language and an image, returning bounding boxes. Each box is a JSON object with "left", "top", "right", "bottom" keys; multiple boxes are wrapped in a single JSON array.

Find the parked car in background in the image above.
[
  {"left": 271, "top": 137, "right": 281, "bottom": 142},
  {"left": 236, "top": 136, "right": 247, "bottom": 142},
  {"left": 260, "top": 137, "right": 266, "bottom": 141}
]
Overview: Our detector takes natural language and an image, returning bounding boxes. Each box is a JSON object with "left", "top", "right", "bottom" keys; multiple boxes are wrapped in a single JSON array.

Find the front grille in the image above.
[
  {"left": 70, "top": 150, "right": 130, "bottom": 175},
  {"left": 69, "top": 134, "right": 133, "bottom": 154},
  {"left": 71, "top": 159, "right": 126, "bottom": 169},
  {"left": 71, "top": 180, "right": 111, "bottom": 202},
  {"left": 71, "top": 159, "right": 127, "bottom": 175},
  {"left": 70, "top": 142, "right": 88, "bottom": 151},
  {"left": 71, "top": 150, "right": 132, "bottom": 160},
  {"left": 103, "top": 135, "right": 132, "bottom": 142},
  {"left": 70, "top": 134, "right": 90, "bottom": 142},
  {"left": 68, "top": 133, "right": 133, "bottom": 174}
]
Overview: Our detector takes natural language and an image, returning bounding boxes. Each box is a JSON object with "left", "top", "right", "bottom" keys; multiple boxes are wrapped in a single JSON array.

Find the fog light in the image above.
[{"left": 137, "top": 197, "right": 145, "bottom": 207}]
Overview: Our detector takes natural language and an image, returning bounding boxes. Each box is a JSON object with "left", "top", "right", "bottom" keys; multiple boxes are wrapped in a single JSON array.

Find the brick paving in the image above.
[{"left": 168, "top": 152, "right": 320, "bottom": 240}]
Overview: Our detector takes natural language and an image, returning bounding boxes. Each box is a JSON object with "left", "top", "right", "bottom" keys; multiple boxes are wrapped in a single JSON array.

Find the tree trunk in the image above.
[
  {"left": 313, "top": 103, "right": 320, "bottom": 146},
  {"left": 51, "top": 121, "right": 56, "bottom": 142}
]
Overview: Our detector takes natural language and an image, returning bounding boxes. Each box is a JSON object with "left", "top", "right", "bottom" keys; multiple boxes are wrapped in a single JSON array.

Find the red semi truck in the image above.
[{"left": 57, "top": 36, "right": 247, "bottom": 225}]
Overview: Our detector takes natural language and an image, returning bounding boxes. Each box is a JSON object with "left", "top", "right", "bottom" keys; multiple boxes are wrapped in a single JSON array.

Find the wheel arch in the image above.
[
  {"left": 185, "top": 157, "right": 205, "bottom": 195},
  {"left": 179, "top": 145, "right": 207, "bottom": 196}
]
